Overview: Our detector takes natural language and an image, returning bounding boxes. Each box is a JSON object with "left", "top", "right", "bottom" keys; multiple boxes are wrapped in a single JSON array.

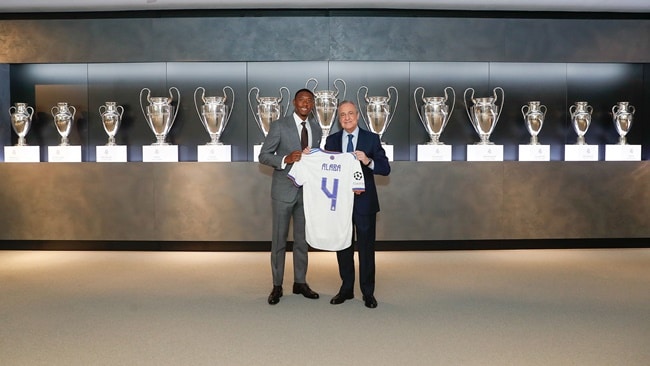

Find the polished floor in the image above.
[{"left": 1, "top": 249, "right": 649, "bottom": 365}]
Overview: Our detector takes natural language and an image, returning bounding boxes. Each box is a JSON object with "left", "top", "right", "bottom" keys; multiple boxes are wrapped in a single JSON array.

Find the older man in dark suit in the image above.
[
  {"left": 325, "top": 100, "right": 391, "bottom": 308},
  {"left": 259, "top": 88, "right": 323, "bottom": 305}
]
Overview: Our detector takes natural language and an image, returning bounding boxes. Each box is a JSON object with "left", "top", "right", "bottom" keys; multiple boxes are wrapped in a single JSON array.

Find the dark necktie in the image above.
[
  {"left": 346, "top": 134, "right": 354, "bottom": 152},
  {"left": 300, "top": 122, "right": 308, "bottom": 150}
]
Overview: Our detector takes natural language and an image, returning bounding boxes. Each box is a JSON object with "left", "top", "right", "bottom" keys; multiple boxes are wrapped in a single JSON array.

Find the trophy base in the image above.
[
  {"left": 253, "top": 144, "right": 263, "bottom": 162},
  {"left": 518, "top": 144, "right": 550, "bottom": 161},
  {"left": 417, "top": 144, "right": 451, "bottom": 161},
  {"left": 48, "top": 145, "right": 81, "bottom": 162},
  {"left": 4, "top": 145, "right": 40, "bottom": 162},
  {"left": 565, "top": 144, "right": 598, "bottom": 161},
  {"left": 143, "top": 145, "right": 178, "bottom": 162},
  {"left": 96, "top": 145, "right": 127, "bottom": 162},
  {"left": 605, "top": 144, "right": 641, "bottom": 161},
  {"left": 467, "top": 144, "right": 503, "bottom": 161},
  {"left": 198, "top": 144, "right": 231, "bottom": 162},
  {"left": 383, "top": 144, "right": 394, "bottom": 162}
]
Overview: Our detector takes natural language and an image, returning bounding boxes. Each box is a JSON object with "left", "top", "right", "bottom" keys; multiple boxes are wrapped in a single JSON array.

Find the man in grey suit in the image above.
[{"left": 259, "top": 88, "right": 323, "bottom": 305}]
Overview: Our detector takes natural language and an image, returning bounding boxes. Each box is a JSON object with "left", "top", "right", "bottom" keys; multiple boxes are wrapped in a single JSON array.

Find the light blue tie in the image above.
[{"left": 346, "top": 134, "right": 354, "bottom": 152}]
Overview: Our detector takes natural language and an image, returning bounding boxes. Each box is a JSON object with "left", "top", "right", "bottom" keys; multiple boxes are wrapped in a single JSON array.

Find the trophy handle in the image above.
[
  {"left": 569, "top": 104, "right": 576, "bottom": 117},
  {"left": 223, "top": 85, "right": 235, "bottom": 123},
  {"left": 139, "top": 88, "right": 151, "bottom": 121},
  {"left": 99, "top": 105, "right": 106, "bottom": 116},
  {"left": 333, "top": 78, "right": 347, "bottom": 100},
  {"left": 70, "top": 106, "right": 76, "bottom": 119},
  {"left": 385, "top": 86, "right": 399, "bottom": 130},
  {"left": 586, "top": 105, "right": 593, "bottom": 114},
  {"left": 629, "top": 105, "right": 636, "bottom": 114},
  {"left": 279, "top": 86, "right": 291, "bottom": 117},
  {"left": 116, "top": 105, "right": 124, "bottom": 119},
  {"left": 51, "top": 105, "right": 58, "bottom": 117},
  {"left": 168, "top": 87, "right": 181, "bottom": 123},
  {"left": 521, "top": 104, "right": 529, "bottom": 120},
  {"left": 356, "top": 86, "right": 369, "bottom": 129},
  {"left": 305, "top": 77, "right": 318, "bottom": 92},
  {"left": 463, "top": 87, "right": 475, "bottom": 125},
  {"left": 194, "top": 86, "right": 205, "bottom": 123},
  {"left": 248, "top": 87, "right": 261, "bottom": 129},
  {"left": 413, "top": 87, "right": 425, "bottom": 125},
  {"left": 444, "top": 86, "right": 456, "bottom": 121},
  {"left": 8, "top": 105, "right": 16, "bottom": 116},
  {"left": 493, "top": 87, "right": 505, "bottom": 124},
  {"left": 540, "top": 104, "right": 547, "bottom": 118}
]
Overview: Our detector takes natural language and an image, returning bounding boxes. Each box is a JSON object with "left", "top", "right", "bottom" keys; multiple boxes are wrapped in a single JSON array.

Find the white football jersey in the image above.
[{"left": 288, "top": 149, "right": 365, "bottom": 251}]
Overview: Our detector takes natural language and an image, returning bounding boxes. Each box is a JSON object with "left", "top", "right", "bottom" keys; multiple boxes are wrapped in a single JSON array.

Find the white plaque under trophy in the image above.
[{"left": 565, "top": 144, "right": 598, "bottom": 161}]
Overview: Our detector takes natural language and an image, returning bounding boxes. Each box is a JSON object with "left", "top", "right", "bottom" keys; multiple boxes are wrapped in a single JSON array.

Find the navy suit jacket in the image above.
[{"left": 325, "top": 127, "right": 390, "bottom": 215}]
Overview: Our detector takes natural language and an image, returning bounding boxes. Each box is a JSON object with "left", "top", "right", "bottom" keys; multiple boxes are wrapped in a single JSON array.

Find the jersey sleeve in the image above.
[{"left": 349, "top": 153, "right": 365, "bottom": 192}]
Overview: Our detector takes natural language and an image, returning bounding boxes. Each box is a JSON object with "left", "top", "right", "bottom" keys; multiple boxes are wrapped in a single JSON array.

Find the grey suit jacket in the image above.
[{"left": 258, "top": 113, "right": 322, "bottom": 203}]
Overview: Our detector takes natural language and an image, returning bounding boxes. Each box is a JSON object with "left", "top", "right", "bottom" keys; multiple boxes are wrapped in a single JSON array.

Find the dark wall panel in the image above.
[
  {"left": 506, "top": 19, "right": 650, "bottom": 63},
  {"left": 0, "top": 13, "right": 648, "bottom": 64}
]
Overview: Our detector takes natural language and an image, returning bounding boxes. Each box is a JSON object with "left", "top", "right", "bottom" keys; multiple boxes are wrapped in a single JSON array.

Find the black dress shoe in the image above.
[
  {"left": 268, "top": 286, "right": 282, "bottom": 305},
  {"left": 292, "top": 283, "right": 319, "bottom": 299},
  {"left": 330, "top": 292, "right": 354, "bottom": 305},
  {"left": 363, "top": 295, "right": 378, "bottom": 308}
]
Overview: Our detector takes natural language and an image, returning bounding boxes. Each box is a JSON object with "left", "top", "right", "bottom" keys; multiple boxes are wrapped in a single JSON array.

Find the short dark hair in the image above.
[{"left": 294, "top": 88, "right": 315, "bottom": 99}]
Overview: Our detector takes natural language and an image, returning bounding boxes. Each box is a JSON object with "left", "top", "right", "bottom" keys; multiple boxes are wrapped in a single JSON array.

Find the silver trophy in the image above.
[
  {"left": 464, "top": 87, "right": 505, "bottom": 145},
  {"left": 99, "top": 102, "right": 124, "bottom": 146},
  {"left": 9, "top": 102, "right": 34, "bottom": 146},
  {"left": 612, "top": 101, "right": 635, "bottom": 145},
  {"left": 305, "top": 77, "right": 346, "bottom": 138},
  {"left": 139, "top": 87, "right": 180, "bottom": 145},
  {"left": 413, "top": 86, "right": 455, "bottom": 145},
  {"left": 521, "top": 101, "right": 547, "bottom": 145},
  {"left": 569, "top": 101, "right": 593, "bottom": 145},
  {"left": 357, "top": 85, "right": 399, "bottom": 143},
  {"left": 248, "top": 86, "right": 290, "bottom": 141},
  {"left": 194, "top": 86, "right": 235, "bottom": 145},
  {"left": 51, "top": 102, "right": 76, "bottom": 146}
]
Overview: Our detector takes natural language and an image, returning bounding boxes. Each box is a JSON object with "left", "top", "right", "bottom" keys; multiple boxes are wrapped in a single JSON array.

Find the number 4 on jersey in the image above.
[{"left": 321, "top": 177, "right": 339, "bottom": 211}]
